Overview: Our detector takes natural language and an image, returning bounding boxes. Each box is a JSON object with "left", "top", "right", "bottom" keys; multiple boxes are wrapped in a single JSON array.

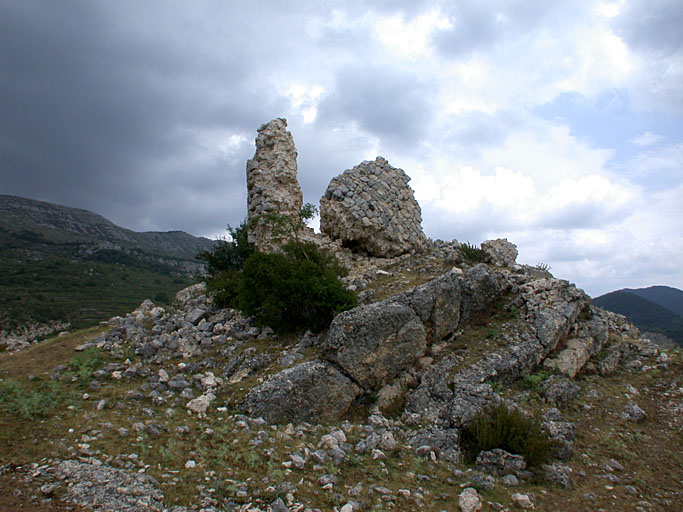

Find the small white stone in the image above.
[{"left": 185, "top": 460, "right": 196, "bottom": 469}]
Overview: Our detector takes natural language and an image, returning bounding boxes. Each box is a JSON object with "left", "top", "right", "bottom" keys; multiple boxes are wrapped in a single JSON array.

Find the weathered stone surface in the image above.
[
  {"left": 541, "top": 375, "right": 580, "bottom": 408},
  {"left": 458, "top": 487, "right": 482, "bottom": 512},
  {"left": 320, "top": 156, "right": 427, "bottom": 257},
  {"left": 406, "top": 276, "right": 590, "bottom": 428},
  {"left": 542, "top": 463, "right": 573, "bottom": 488},
  {"left": 239, "top": 360, "right": 361, "bottom": 423},
  {"left": 56, "top": 460, "right": 164, "bottom": 511},
  {"left": 246, "top": 118, "right": 303, "bottom": 252},
  {"left": 481, "top": 238, "right": 518, "bottom": 267},
  {"left": 395, "top": 268, "right": 463, "bottom": 342},
  {"left": 324, "top": 301, "right": 427, "bottom": 390},
  {"left": 511, "top": 492, "right": 535, "bottom": 508},
  {"left": 475, "top": 448, "right": 527, "bottom": 475},
  {"left": 543, "top": 307, "right": 610, "bottom": 377}
]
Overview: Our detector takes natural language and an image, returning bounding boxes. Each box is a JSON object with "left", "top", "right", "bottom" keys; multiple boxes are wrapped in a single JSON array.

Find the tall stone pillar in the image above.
[{"left": 246, "top": 118, "right": 303, "bottom": 252}]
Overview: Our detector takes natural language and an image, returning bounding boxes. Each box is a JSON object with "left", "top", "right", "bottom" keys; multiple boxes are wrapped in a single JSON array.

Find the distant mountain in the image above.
[
  {"left": 593, "top": 288, "right": 683, "bottom": 347},
  {"left": 0, "top": 194, "right": 214, "bottom": 261},
  {"left": 624, "top": 285, "right": 683, "bottom": 317},
  {"left": 0, "top": 195, "right": 214, "bottom": 334}
]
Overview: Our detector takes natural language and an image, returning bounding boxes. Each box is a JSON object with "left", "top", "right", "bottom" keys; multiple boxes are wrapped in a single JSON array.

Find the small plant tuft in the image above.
[
  {"left": 69, "top": 347, "right": 104, "bottom": 386},
  {"left": 521, "top": 368, "right": 551, "bottom": 393},
  {"left": 535, "top": 262, "right": 552, "bottom": 273},
  {"left": 460, "top": 242, "right": 489, "bottom": 264},
  {"left": 461, "top": 403, "right": 556, "bottom": 467}
]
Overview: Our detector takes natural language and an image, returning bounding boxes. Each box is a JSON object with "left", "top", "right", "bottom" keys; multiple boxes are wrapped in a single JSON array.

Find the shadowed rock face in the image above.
[
  {"left": 239, "top": 360, "right": 361, "bottom": 423},
  {"left": 246, "top": 118, "right": 303, "bottom": 252},
  {"left": 323, "top": 265, "right": 506, "bottom": 393},
  {"left": 320, "top": 156, "right": 427, "bottom": 257},
  {"left": 324, "top": 301, "right": 428, "bottom": 391}
]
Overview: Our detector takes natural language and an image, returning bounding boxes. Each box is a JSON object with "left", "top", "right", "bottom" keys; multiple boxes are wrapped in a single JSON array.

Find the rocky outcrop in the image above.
[
  {"left": 239, "top": 360, "right": 361, "bottom": 423},
  {"left": 481, "top": 238, "right": 518, "bottom": 267},
  {"left": 543, "top": 307, "right": 610, "bottom": 377},
  {"left": 324, "top": 302, "right": 427, "bottom": 391},
  {"left": 56, "top": 460, "right": 165, "bottom": 511},
  {"left": 324, "top": 264, "right": 506, "bottom": 393},
  {"left": 320, "top": 157, "right": 427, "bottom": 257},
  {"left": 406, "top": 277, "right": 592, "bottom": 427},
  {"left": 246, "top": 118, "right": 303, "bottom": 252}
]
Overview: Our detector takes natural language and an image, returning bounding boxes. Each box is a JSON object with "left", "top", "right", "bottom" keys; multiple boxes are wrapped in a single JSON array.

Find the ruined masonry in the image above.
[
  {"left": 246, "top": 118, "right": 303, "bottom": 252},
  {"left": 245, "top": 118, "right": 427, "bottom": 258},
  {"left": 320, "top": 157, "right": 427, "bottom": 257}
]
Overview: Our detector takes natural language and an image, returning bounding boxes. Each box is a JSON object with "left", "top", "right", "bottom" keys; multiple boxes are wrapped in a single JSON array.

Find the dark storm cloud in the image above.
[
  {"left": 613, "top": 0, "right": 683, "bottom": 55},
  {"left": 0, "top": 2, "right": 289, "bottom": 235}
]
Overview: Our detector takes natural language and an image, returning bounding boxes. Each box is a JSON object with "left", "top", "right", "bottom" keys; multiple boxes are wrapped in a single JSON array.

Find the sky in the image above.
[{"left": 1, "top": 1, "right": 681, "bottom": 297}]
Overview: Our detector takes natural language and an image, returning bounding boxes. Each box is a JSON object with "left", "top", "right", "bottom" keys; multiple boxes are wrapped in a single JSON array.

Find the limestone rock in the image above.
[
  {"left": 324, "top": 301, "right": 427, "bottom": 390},
  {"left": 475, "top": 448, "right": 527, "bottom": 475},
  {"left": 458, "top": 487, "right": 482, "bottom": 512},
  {"left": 320, "top": 156, "right": 426, "bottom": 257},
  {"left": 511, "top": 492, "right": 534, "bottom": 508},
  {"left": 542, "top": 463, "right": 573, "bottom": 488},
  {"left": 543, "top": 306, "right": 609, "bottom": 377},
  {"left": 246, "top": 118, "right": 303, "bottom": 252},
  {"left": 481, "top": 238, "right": 518, "bottom": 267},
  {"left": 541, "top": 375, "right": 580, "bottom": 408},
  {"left": 239, "top": 360, "right": 361, "bottom": 423}
]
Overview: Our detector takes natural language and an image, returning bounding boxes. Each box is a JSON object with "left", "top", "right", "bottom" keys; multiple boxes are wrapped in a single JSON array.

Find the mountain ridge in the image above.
[
  {"left": 0, "top": 194, "right": 214, "bottom": 261},
  {"left": 592, "top": 287, "right": 683, "bottom": 347}
]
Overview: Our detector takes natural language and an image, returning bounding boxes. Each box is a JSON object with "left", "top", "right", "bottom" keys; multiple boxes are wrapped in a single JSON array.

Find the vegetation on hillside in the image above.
[
  {"left": 198, "top": 207, "right": 357, "bottom": 333},
  {"left": 0, "top": 228, "right": 193, "bottom": 333},
  {"left": 593, "top": 290, "right": 683, "bottom": 346}
]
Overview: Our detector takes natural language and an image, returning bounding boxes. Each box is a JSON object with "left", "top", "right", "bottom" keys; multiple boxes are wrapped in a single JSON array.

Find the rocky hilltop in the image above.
[{"left": 0, "top": 119, "right": 680, "bottom": 512}]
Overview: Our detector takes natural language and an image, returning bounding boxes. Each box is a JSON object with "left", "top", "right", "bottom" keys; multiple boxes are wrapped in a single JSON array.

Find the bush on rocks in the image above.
[
  {"left": 461, "top": 403, "right": 556, "bottom": 467},
  {"left": 238, "top": 242, "right": 357, "bottom": 332}
]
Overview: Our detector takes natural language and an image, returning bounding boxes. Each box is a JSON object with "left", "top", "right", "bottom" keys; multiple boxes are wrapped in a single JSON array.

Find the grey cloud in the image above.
[
  {"left": 433, "top": 0, "right": 560, "bottom": 56},
  {"left": 0, "top": 2, "right": 291, "bottom": 234},
  {"left": 316, "top": 65, "right": 435, "bottom": 144},
  {"left": 613, "top": 0, "right": 683, "bottom": 55}
]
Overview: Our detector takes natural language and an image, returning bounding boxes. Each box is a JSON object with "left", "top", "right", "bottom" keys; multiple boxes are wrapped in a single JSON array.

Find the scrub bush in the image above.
[{"left": 461, "top": 403, "right": 555, "bottom": 466}]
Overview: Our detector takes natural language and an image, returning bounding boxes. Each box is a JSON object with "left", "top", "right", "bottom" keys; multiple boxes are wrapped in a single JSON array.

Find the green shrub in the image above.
[
  {"left": 0, "top": 379, "right": 60, "bottom": 419},
  {"left": 205, "top": 268, "right": 243, "bottom": 309},
  {"left": 69, "top": 347, "right": 104, "bottom": 386},
  {"left": 461, "top": 242, "right": 489, "bottom": 264},
  {"left": 197, "top": 220, "right": 254, "bottom": 275},
  {"left": 461, "top": 403, "right": 555, "bottom": 466},
  {"left": 521, "top": 369, "right": 551, "bottom": 392},
  {"left": 237, "top": 242, "right": 357, "bottom": 332}
]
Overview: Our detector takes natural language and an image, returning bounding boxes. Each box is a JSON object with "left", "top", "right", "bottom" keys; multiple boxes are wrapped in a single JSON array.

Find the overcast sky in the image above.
[{"left": 1, "top": 1, "right": 682, "bottom": 297}]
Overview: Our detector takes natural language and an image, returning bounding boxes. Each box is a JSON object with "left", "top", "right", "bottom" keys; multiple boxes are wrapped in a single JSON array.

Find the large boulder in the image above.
[
  {"left": 395, "top": 268, "right": 463, "bottom": 343},
  {"left": 324, "top": 301, "right": 427, "bottom": 390},
  {"left": 481, "top": 238, "right": 518, "bottom": 267},
  {"left": 246, "top": 118, "right": 303, "bottom": 252},
  {"left": 239, "top": 360, "right": 361, "bottom": 423},
  {"left": 320, "top": 156, "right": 427, "bottom": 257}
]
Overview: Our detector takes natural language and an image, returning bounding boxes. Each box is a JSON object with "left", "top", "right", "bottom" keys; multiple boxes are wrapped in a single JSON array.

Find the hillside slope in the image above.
[
  {"left": 626, "top": 285, "right": 683, "bottom": 317},
  {"left": 0, "top": 195, "right": 213, "bottom": 337},
  {"left": 0, "top": 247, "right": 680, "bottom": 512},
  {"left": 593, "top": 290, "right": 683, "bottom": 346}
]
